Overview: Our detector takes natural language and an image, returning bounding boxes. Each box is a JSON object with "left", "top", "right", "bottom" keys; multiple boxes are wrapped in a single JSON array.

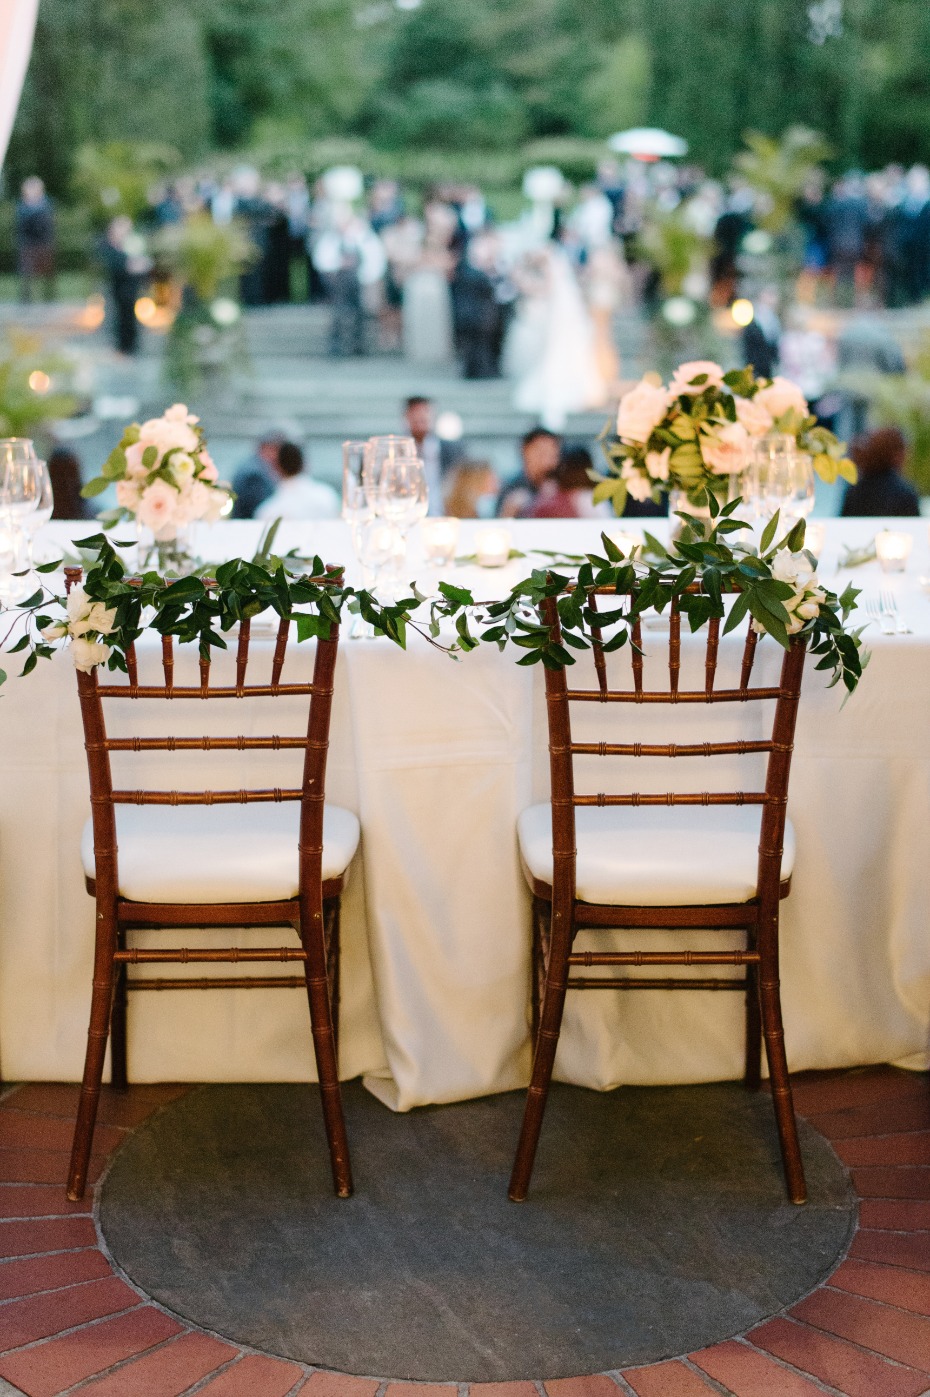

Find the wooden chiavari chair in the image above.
[
  {"left": 64, "top": 567, "right": 357, "bottom": 1201},
  {"left": 510, "top": 584, "right": 809, "bottom": 1205}
]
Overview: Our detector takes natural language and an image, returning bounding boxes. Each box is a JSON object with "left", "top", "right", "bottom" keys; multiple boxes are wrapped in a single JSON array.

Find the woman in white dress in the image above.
[
  {"left": 508, "top": 241, "right": 606, "bottom": 430},
  {"left": 402, "top": 200, "right": 456, "bottom": 366}
]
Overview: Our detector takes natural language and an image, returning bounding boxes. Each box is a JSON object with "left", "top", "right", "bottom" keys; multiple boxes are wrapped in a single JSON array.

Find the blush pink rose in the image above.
[
  {"left": 734, "top": 396, "right": 774, "bottom": 437},
  {"left": 136, "top": 478, "right": 180, "bottom": 540},
  {"left": 620, "top": 459, "right": 654, "bottom": 501},
  {"left": 124, "top": 442, "right": 150, "bottom": 479},
  {"left": 197, "top": 451, "right": 219, "bottom": 482},
  {"left": 754, "top": 376, "right": 809, "bottom": 422},
  {"left": 115, "top": 479, "right": 141, "bottom": 510},
  {"left": 701, "top": 421, "right": 752, "bottom": 475},
  {"left": 616, "top": 379, "right": 670, "bottom": 443}
]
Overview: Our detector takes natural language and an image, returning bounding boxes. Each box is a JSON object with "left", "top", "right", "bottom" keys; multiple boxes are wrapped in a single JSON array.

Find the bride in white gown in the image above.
[{"left": 506, "top": 241, "right": 606, "bottom": 430}]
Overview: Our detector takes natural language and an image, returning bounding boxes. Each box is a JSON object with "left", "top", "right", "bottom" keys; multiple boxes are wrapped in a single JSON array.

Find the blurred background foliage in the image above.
[{"left": 5, "top": 0, "right": 930, "bottom": 199}]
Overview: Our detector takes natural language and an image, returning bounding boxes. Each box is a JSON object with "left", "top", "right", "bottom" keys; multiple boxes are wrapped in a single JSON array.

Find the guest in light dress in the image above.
[{"left": 403, "top": 200, "right": 456, "bottom": 366}]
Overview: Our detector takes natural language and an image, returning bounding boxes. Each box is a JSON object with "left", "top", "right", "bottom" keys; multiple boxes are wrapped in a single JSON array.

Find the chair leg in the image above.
[
  {"left": 743, "top": 931, "right": 762, "bottom": 1091},
  {"left": 67, "top": 904, "right": 117, "bottom": 1200},
  {"left": 509, "top": 896, "right": 573, "bottom": 1203},
  {"left": 758, "top": 911, "right": 806, "bottom": 1205},
  {"left": 324, "top": 897, "right": 341, "bottom": 1066},
  {"left": 300, "top": 896, "right": 353, "bottom": 1199},
  {"left": 109, "top": 928, "right": 128, "bottom": 1092},
  {"left": 530, "top": 896, "right": 551, "bottom": 1046}
]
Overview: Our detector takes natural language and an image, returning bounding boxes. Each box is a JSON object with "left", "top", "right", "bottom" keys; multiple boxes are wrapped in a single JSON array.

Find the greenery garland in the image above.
[{"left": 0, "top": 500, "right": 866, "bottom": 698}]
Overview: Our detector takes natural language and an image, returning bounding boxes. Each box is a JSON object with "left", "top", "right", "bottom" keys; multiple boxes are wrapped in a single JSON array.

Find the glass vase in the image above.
[
  {"left": 669, "top": 474, "right": 748, "bottom": 545},
  {"left": 136, "top": 520, "right": 196, "bottom": 576}
]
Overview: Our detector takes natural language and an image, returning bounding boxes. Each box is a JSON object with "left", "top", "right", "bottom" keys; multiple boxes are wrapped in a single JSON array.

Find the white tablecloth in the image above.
[{"left": 1, "top": 517, "right": 928, "bottom": 1103}]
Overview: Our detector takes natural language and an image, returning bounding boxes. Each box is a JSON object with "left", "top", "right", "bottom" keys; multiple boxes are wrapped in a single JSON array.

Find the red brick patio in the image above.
[{"left": 0, "top": 1068, "right": 928, "bottom": 1397}]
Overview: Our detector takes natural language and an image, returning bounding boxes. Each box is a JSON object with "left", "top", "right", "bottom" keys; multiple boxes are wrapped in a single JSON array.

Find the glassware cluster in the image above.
[
  {"left": 342, "top": 435, "right": 428, "bottom": 602},
  {"left": 744, "top": 433, "right": 816, "bottom": 537},
  {"left": 0, "top": 438, "right": 54, "bottom": 604}
]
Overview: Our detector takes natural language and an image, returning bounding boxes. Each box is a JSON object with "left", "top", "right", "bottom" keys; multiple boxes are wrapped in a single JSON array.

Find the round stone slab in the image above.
[{"left": 99, "top": 1081, "right": 854, "bottom": 1382}]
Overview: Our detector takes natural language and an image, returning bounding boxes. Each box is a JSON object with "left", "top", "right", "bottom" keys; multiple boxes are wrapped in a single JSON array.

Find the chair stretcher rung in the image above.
[
  {"left": 114, "top": 947, "right": 307, "bottom": 964},
  {"left": 570, "top": 740, "right": 774, "bottom": 757},
  {"left": 567, "top": 976, "right": 747, "bottom": 990},
  {"left": 572, "top": 792, "right": 768, "bottom": 807},
  {"left": 96, "top": 684, "right": 319, "bottom": 698},
  {"left": 105, "top": 736, "right": 307, "bottom": 752},
  {"left": 567, "top": 950, "right": 760, "bottom": 966},
  {"left": 127, "top": 975, "right": 308, "bottom": 990}
]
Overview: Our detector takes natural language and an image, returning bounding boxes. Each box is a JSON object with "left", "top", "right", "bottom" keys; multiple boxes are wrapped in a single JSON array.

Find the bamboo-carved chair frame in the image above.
[
  {"left": 64, "top": 567, "right": 352, "bottom": 1201},
  {"left": 510, "top": 584, "right": 809, "bottom": 1205}
]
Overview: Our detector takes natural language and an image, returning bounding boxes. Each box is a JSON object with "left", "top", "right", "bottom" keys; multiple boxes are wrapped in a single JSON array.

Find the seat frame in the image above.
[
  {"left": 509, "top": 585, "right": 808, "bottom": 1205},
  {"left": 64, "top": 567, "right": 352, "bottom": 1201}
]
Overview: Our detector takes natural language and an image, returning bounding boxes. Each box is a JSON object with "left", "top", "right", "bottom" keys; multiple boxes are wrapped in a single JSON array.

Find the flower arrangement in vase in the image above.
[
  {"left": 82, "top": 404, "right": 232, "bottom": 572},
  {"left": 596, "top": 360, "right": 856, "bottom": 519}
]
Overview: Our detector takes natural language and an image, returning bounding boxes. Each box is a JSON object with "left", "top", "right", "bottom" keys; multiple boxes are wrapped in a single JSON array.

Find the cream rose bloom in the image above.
[
  {"left": 771, "top": 547, "right": 815, "bottom": 589},
  {"left": 123, "top": 442, "right": 150, "bottom": 480},
  {"left": 136, "top": 478, "right": 180, "bottom": 539},
  {"left": 669, "top": 360, "right": 725, "bottom": 396},
  {"left": 197, "top": 451, "right": 219, "bottom": 482},
  {"left": 621, "top": 459, "right": 654, "bottom": 502},
  {"left": 169, "top": 453, "right": 197, "bottom": 489},
  {"left": 701, "top": 421, "right": 752, "bottom": 475},
  {"left": 734, "top": 395, "right": 773, "bottom": 437},
  {"left": 645, "top": 446, "right": 671, "bottom": 481},
  {"left": 163, "top": 403, "right": 199, "bottom": 425},
  {"left": 616, "top": 379, "right": 670, "bottom": 443},
  {"left": 115, "top": 478, "right": 141, "bottom": 511},
  {"left": 71, "top": 636, "right": 112, "bottom": 673},
  {"left": 138, "top": 416, "right": 199, "bottom": 457},
  {"left": 754, "top": 376, "right": 809, "bottom": 422}
]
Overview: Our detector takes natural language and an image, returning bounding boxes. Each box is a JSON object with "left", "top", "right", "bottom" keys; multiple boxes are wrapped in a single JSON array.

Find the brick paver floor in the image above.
[{"left": 0, "top": 1068, "right": 927, "bottom": 1397}]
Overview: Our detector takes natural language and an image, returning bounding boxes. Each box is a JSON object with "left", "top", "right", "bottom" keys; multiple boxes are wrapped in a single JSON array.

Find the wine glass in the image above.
[
  {"left": 21, "top": 458, "right": 54, "bottom": 574},
  {"left": 362, "top": 435, "right": 418, "bottom": 508},
  {"left": 0, "top": 439, "right": 41, "bottom": 600},
  {"left": 748, "top": 435, "right": 812, "bottom": 541}
]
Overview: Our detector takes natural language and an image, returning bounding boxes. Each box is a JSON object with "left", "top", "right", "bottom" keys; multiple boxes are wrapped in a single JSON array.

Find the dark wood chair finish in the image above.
[
  {"left": 64, "top": 568, "right": 352, "bottom": 1201},
  {"left": 510, "top": 585, "right": 809, "bottom": 1205}
]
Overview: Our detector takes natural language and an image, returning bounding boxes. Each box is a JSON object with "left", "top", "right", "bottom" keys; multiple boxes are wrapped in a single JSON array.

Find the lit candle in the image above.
[
  {"left": 421, "top": 516, "right": 460, "bottom": 566},
  {"left": 804, "top": 522, "right": 825, "bottom": 559},
  {"left": 475, "top": 525, "right": 512, "bottom": 568},
  {"left": 875, "top": 529, "right": 912, "bottom": 574}
]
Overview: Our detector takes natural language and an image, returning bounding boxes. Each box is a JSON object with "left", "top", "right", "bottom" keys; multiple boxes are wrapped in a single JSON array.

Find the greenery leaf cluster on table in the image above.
[{"left": 0, "top": 500, "right": 867, "bottom": 698}]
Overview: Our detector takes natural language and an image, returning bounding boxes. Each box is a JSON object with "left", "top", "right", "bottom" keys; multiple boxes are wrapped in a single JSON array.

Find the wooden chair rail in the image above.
[
  {"left": 103, "top": 735, "right": 308, "bottom": 752},
  {"left": 563, "top": 687, "right": 784, "bottom": 704},
  {"left": 127, "top": 975, "right": 310, "bottom": 991},
  {"left": 567, "top": 949, "right": 760, "bottom": 967},
  {"left": 96, "top": 683, "right": 322, "bottom": 699},
  {"left": 569, "top": 739, "right": 779, "bottom": 758},
  {"left": 567, "top": 975, "right": 748, "bottom": 991},
  {"left": 571, "top": 790, "right": 771, "bottom": 807},
  {"left": 108, "top": 787, "right": 305, "bottom": 805},
  {"left": 113, "top": 947, "right": 307, "bottom": 964}
]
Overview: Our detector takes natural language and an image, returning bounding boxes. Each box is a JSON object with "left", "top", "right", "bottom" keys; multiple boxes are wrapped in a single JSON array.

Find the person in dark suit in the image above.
[
  {"left": 403, "top": 396, "right": 466, "bottom": 515},
  {"left": 841, "top": 427, "right": 920, "bottom": 517},
  {"left": 231, "top": 431, "right": 287, "bottom": 519},
  {"left": 15, "top": 177, "right": 56, "bottom": 303}
]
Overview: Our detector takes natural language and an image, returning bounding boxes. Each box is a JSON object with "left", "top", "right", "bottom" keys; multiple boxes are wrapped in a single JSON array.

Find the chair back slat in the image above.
[
  {"left": 162, "top": 635, "right": 174, "bottom": 692},
  {"left": 271, "top": 617, "right": 289, "bottom": 686},
  {"left": 705, "top": 616, "right": 719, "bottom": 696},
  {"left": 236, "top": 617, "right": 251, "bottom": 691},
  {"left": 199, "top": 656, "right": 211, "bottom": 695},
  {"left": 126, "top": 642, "right": 138, "bottom": 688},
  {"left": 587, "top": 592, "right": 609, "bottom": 697},
  {"left": 631, "top": 617, "right": 643, "bottom": 695},
  {"left": 740, "top": 627, "right": 758, "bottom": 691},
  {"left": 668, "top": 599, "right": 681, "bottom": 696}
]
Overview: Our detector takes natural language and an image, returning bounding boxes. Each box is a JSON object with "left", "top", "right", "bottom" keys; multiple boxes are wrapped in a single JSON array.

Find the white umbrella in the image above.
[{"left": 608, "top": 128, "right": 688, "bottom": 159}]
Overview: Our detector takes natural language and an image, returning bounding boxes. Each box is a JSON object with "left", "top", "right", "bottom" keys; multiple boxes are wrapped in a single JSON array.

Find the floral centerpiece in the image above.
[
  {"left": 81, "top": 404, "right": 232, "bottom": 572},
  {"left": 596, "top": 360, "right": 856, "bottom": 516}
]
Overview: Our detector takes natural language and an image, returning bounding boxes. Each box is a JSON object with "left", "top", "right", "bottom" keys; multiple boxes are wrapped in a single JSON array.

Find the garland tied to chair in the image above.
[{"left": 0, "top": 497, "right": 867, "bottom": 698}]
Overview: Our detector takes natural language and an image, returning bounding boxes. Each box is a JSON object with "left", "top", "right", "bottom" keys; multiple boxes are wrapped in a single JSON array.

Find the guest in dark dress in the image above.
[
  {"left": 15, "top": 177, "right": 56, "bottom": 303},
  {"left": 841, "top": 427, "right": 920, "bottom": 517},
  {"left": 48, "top": 448, "right": 89, "bottom": 519},
  {"left": 97, "top": 216, "right": 149, "bottom": 355}
]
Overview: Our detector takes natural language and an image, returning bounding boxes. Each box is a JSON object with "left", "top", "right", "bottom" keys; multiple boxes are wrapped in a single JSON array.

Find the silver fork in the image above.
[
  {"left": 880, "top": 588, "right": 911, "bottom": 634},
  {"left": 865, "top": 594, "right": 894, "bottom": 635}
]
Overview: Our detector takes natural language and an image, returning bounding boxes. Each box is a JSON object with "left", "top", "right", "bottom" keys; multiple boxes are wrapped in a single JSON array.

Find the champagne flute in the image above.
[
  {"left": 0, "top": 440, "right": 41, "bottom": 601},
  {"left": 21, "top": 458, "right": 54, "bottom": 574}
]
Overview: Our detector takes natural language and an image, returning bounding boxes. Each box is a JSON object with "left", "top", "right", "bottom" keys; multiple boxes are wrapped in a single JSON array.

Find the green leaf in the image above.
[
  {"left": 759, "top": 510, "right": 780, "bottom": 554},
  {"left": 80, "top": 477, "right": 111, "bottom": 498},
  {"left": 35, "top": 558, "right": 62, "bottom": 574}
]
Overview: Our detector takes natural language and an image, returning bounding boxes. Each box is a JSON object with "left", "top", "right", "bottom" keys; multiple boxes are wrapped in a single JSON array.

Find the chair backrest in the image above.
[
  {"left": 539, "top": 584, "right": 807, "bottom": 907},
  {"left": 64, "top": 566, "right": 341, "bottom": 906}
]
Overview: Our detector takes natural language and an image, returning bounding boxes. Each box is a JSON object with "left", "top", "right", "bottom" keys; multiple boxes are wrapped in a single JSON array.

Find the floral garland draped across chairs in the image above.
[
  {"left": 511, "top": 582, "right": 809, "bottom": 1205},
  {"left": 63, "top": 566, "right": 358, "bottom": 1202}
]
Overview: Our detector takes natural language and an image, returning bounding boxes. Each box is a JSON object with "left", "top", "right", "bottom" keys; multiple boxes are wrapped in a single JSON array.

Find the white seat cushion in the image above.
[
  {"left": 517, "top": 803, "right": 795, "bottom": 907},
  {"left": 81, "top": 802, "right": 360, "bottom": 904}
]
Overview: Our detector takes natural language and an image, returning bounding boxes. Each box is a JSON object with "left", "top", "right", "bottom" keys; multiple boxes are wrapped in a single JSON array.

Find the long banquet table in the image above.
[{"left": 1, "top": 516, "right": 928, "bottom": 1105}]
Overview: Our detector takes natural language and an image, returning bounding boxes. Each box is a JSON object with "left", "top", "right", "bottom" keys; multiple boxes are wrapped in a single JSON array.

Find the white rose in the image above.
[
  {"left": 138, "top": 417, "right": 199, "bottom": 456},
  {"left": 41, "top": 620, "right": 68, "bottom": 641},
  {"left": 85, "top": 601, "right": 117, "bottom": 636},
  {"left": 795, "top": 598, "right": 822, "bottom": 620},
  {"left": 645, "top": 446, "right": 671, "bottom": 481},
  {"left": 701, "top": 421, "right": 752, "bottom": 475},
  {"left": 771, "top": 547, "right": 815, "bottom": 588},
  {"left": 71, "top": 636, "right": 112, "bottom": 673},
  {"left": 621, "top": 459, "right": 654, "bottom": 502},
  {"left": 734, "top": 396, "right": 773, "bottom": 437},
  {"left": 669, "top": 360, "right": 725, "bottom": 396},
  {"left": 754, "top": 376, "right": 809, "bottom": 422},
  {"left": 169, "top": 453, "right": 197, "bottom": 489},
  {"left": 616, "top": 379, "right": 670, "bottom": 444},
  {"left": 136, "top": 478, "right": 180, "bottom": 540}
]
